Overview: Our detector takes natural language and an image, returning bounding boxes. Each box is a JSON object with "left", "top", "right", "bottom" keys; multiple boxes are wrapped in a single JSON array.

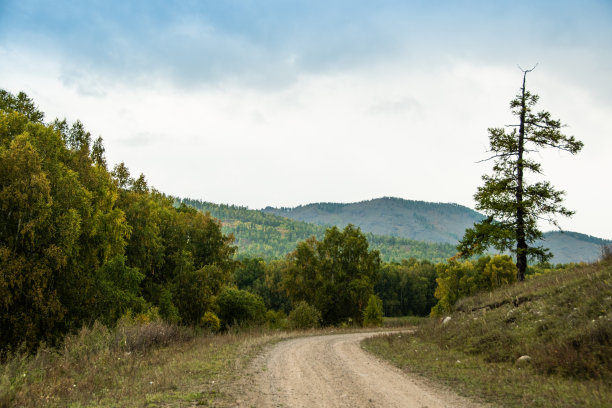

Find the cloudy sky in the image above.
[{"left": 1, "top": 0, "right": 611, "bottom": 239}]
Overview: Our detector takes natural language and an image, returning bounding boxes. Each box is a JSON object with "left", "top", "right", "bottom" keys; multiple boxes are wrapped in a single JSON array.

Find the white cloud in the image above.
[{"left": 1, "top": 1, "right": 611, "bottom": 239}]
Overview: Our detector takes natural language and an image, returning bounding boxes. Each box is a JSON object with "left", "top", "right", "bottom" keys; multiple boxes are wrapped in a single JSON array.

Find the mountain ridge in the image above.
[{"left": 262, "top": 196, "right": 610, "bottom": 264}]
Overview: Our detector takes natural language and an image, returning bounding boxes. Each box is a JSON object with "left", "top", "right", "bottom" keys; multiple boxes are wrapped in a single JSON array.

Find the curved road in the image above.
[{"left": 241, "top": 331, "right": 484, "bottom": 408}]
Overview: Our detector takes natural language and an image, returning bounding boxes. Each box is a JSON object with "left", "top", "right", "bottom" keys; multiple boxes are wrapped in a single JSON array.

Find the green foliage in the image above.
[
  {"left": 200, "top": 312, "right": 221, "bottom": 333},
  {"left": 0, "top": 90, "right": 44, "bottom": 123},
  {"left": 283, "top": 225, "right": 380, "bottom": 325},
  {"left": 234, "top": 257, "right": 265, "bottom": 291},
  {"left": 265, "top": 310, "right": 288, "bottom": 330},
  {"left": 0, "top": 89, "right": 237, "bottom": 353},
  {"left": 172, "top": 265, "right": 228, "bottom": 326},
  {"left": 483, "top": 254, "right": 518, "bottom": 288},
  {"left": 287, "top": 301, "right": 321, "bottom": 329},
  {"left": 91, "top": 255, "right": 147, "bottom": 325},
  {"left": 431, "top": 255, "right": 517, "bottom": 316},
  {"left": 363, "top": 295, "right": 383, "bottom": 327},
  {"left": 458, "top": 71, "right": 583, "bottom": 280},
  {"left": 215, "top": 287, "right": 266, "bottom": 329},
  {"left": 375, "top": 259, "right": 438, "bottom": 317},
  {"left": 180, "top": 198, "right": 457, "bottom": 263}
]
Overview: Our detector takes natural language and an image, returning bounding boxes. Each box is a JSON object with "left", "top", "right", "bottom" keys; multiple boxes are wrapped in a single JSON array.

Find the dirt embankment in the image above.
[{"left": 236, "top": 331, "right": 485, "bottom": 407}]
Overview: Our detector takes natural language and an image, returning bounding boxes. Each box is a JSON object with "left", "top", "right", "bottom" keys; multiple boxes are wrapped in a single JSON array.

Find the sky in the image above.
[{"left": 1, "top": 0, "right": 611, "bottom": 239}]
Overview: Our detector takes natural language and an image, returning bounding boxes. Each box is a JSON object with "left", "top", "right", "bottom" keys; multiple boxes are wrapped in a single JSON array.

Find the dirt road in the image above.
[{"left": 239, "top": 331, "right": 484, "bottom": 407}]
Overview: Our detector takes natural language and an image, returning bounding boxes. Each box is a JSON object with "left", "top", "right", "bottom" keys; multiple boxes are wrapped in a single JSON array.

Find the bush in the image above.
[
  {"left": 200, "top": 311, "right": 221, "bottom": 333},
  {"left": 216, "top": 287, "right": 266, "bottom": 329},
  {"left": 363, "top": 295, "right": 384, "bottom": 327},
  {"left": 113, "top": 315, "right": 193, "bottom": 353},
  {"left": 265, "top": 310, "right": 288, "bottom": 330},
  {"left": 288, "top": 301, "right": 321, "bottom": 329}
]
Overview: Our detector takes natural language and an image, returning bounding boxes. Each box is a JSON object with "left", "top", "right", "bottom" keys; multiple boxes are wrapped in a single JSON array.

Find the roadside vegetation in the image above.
[
  {"left": 0, "top": 315, "right": 292, "bottom": 408},
  {"left": 364, "top": 256, "right": 612, "bottom": 407}
]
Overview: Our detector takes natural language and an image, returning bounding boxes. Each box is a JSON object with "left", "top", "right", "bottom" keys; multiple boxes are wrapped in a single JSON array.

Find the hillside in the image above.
[
  {"left": 364, "top": 259, "right": 612, "bottom": 407},
  {"left": 263, "top": 197, "right": 483, "bottom": 244},
  {"left": 263, "top": 197, "right": 610, "bottom": 263},
  {"left": 539, "top": 231, "right": 610, "bottom": 264},
  {"left": 179, "top": 198, "right": 457, "bottom": 263}
]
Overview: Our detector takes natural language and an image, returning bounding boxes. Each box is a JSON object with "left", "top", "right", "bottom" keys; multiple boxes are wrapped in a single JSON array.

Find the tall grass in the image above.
[{"left": 0, "top": 316, "right": 276, "bottom": 407}]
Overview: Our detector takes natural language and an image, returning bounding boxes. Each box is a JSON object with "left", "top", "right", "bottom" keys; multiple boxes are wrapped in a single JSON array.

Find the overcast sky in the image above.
[{"left": 1, "top": 0, "right": 611, "bottom": 239}]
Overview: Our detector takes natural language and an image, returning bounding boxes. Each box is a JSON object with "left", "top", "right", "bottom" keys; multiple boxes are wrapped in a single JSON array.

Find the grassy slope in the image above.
[{"left": 363, "top": 260, "right": 612, "bottom": 408}]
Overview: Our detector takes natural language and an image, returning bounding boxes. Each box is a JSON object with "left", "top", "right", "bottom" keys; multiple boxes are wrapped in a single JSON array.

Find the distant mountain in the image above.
[
  {"left": 179, "top": 198, "right": 457, "bottom": 263},
  {"left": 262, "top": 197, "right": 610, "bottom": 264},
  {"left": 539, "top": 231, "right": 610, "bottom": 264},
  {"left": 263, "top": 197, "right": 484, "bottom": 244}
]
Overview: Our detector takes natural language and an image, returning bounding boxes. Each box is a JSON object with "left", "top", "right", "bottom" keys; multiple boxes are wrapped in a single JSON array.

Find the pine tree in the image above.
[{"left": 458, "top": 67, "right": 583, "bottom": 281}]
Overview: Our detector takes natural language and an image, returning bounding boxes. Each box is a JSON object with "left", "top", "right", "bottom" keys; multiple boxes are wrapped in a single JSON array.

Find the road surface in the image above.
[{"left": 238, "top": 331, "right": 484, "bottom": 407}]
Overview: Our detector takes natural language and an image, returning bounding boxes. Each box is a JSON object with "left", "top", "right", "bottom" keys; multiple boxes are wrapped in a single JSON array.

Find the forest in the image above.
[
  {"left": 180, "top": 198, "right": 458, "bottom": 263},
  {"left": 0, "top": 89, "right": 568, "bottom": 355}
]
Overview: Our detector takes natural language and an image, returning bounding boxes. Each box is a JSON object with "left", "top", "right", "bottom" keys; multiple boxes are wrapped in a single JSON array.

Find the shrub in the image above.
[
  {"left": 363, "top": 295, "right": 384, "bottom": 327},
  {"left": 200, "top": 311, "right": 221, "bottom": 333},
  {"left": 113, "top": 315, "right": 192, "bottom": 352},
  {"left": 216, "top": 287, "right": 266, "bottom": 329},
  {"left": 483, "top": 255, "right": 517, "bottom": 288},
  {"left": 266, "top": 310, "right": 288, "bottom": 330},
  {"left": 288, "top": 301, "right": 321, "bottom": 329}
]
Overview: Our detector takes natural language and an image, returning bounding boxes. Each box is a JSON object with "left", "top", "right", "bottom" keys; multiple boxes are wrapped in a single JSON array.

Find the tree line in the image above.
[{"left": 1, "top": 86, "right": 576, "bottom": 355}]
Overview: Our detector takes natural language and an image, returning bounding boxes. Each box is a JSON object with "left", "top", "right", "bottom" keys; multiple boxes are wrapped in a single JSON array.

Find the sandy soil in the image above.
[{"left": 236, "top": 331, "right": 485, "bottom": 408}]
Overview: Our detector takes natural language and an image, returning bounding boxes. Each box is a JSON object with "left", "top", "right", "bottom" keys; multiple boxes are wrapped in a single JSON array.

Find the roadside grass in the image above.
[
  {"left": 382, "top": 316, "right": 428, "bottom": 328},
  {"left": 363, "top": 260, "right": 612, "bottom": 408},
  {"left": 0, "top": 320, "right": 291, "bottom": 408},
  {"left": 1, "top": 316, "right": 398, "bottom": 408}
]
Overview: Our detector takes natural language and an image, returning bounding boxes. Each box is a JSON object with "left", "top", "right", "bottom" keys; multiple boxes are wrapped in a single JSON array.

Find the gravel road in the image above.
[{"left": 239, "top": 331, "right": 484, "bottom": 407}]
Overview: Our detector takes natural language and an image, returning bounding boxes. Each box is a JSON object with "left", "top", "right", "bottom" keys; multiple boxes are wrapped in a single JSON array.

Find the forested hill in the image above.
[
  {"left": 262, "top": 197, "right": 611, "bottom": 264},
  {"left": 179, "top": 198, "right": 457, "bottom": 263},
  {"left": 262, "top": 197, "right": 484, "bottom": 243},
  {"left": 541, "top": 231, "right": 611, "bottom": 264}
]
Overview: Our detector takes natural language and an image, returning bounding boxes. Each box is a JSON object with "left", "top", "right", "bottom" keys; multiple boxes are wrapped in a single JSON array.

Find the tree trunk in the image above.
[{"left": 516, "top": 71, "right": 528, "bottom": 281}]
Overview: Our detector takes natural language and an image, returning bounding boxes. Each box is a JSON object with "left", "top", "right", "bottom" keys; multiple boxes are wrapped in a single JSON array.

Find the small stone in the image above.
[{"left": 516, "top": 355, "right": 531, "bottom": 365}]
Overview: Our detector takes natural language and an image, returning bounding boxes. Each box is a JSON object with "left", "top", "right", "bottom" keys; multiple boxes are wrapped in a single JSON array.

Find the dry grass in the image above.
[
  {"left": 363, "top": 260, "right": 612, "bottom": 407},
  {"left": 0, "top": 320, "right": 289, "bottom": 407},
  {"left": 1, "top": 316, "right": 396, "bottom": 407}
]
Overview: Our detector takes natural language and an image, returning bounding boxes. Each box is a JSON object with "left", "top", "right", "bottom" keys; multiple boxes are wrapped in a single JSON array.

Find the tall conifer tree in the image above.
[{"left": 458, "top": 68, "right": 583, "bottom": 280}]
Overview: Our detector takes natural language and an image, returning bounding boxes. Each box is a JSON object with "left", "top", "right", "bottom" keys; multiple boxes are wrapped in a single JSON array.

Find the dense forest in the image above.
[{"left": 0, "top": 90, "right": 239, "bottom": 352}]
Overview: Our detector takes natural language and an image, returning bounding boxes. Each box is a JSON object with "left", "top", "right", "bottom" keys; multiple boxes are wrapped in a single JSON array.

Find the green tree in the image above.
[
  {"left": 431, "top": 255, "right": 517, "bottom": 316},
  {"left": 458, "top": 68, "right": 583, "bottom": 280},
  {"left": 287, "top": 301, "right": 321, "bottom": 329},
  {"left": 172, "top": 265, "right": 227, "bottom": 326},
  {"left": 363, "top": 294, "right": 383, "bottom": 326},
  {"left": 283, "top": 225, "right": 380, "bottom": 325},
  {"left": 216, "top": 286, "right": 266, "bottom": 329}
]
